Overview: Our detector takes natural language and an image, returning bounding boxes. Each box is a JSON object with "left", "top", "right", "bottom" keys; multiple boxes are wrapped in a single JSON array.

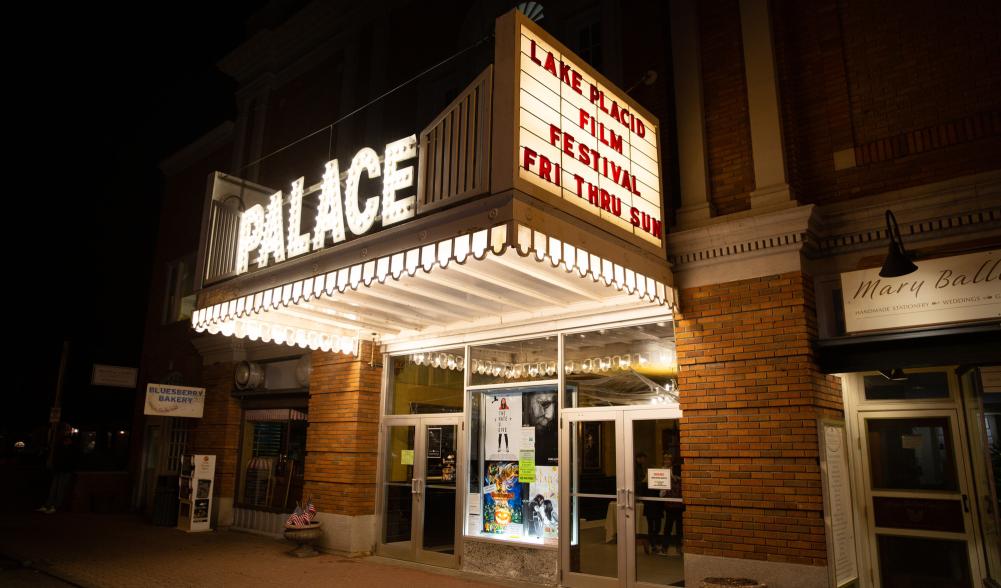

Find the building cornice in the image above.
[
  {"left": 159, "top": 122, "right": 235, "bottom": 178},
  {"left": 666, "top": 170, "right": 1001, "bottom": 289}
]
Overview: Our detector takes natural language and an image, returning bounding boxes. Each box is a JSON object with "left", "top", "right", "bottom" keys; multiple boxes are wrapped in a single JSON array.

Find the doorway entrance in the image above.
[
  {"left": 376, "top": 414, "right": 463, "bottom": 567},
  {"left": 561, "top": 407, "right": 684, "bottom": 588}
]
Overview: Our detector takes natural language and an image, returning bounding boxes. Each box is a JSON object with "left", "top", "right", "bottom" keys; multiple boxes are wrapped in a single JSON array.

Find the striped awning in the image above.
[{"left": 191, "top": 223, "right": 675, "bottom": 353}]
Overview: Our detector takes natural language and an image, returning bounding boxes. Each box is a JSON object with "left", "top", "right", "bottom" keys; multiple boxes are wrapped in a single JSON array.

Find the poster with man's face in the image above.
[{"left": 523, "top": 390, "right": 558, "bottom": 465}]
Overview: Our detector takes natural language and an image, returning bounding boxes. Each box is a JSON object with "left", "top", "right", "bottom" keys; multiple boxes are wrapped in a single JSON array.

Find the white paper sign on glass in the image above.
[
  {"left": 840, "top": 249, "right": 1000, "bottom": 333},
  {"left": 647, "top": 468, "right": 672, "bottom": 490},
  {"left": 484, "top": 392, "right": 523, "bottom": 460}
]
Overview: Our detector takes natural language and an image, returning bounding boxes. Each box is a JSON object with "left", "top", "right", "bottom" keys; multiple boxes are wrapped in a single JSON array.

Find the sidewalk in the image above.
[{"left": 0, "top": 513, "right": 520, "bottom": 588}]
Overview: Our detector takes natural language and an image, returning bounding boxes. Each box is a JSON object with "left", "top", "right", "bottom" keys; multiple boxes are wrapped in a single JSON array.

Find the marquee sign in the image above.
[
  {"left": 215, "top": 9, "right": 668, "bottom": 283},
  {"left": 513, "top": 20, "right": 663, "bottom": 248}
]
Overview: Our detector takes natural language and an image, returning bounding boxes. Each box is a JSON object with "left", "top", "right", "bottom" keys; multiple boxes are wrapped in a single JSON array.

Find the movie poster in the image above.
[
  {"left": 484, "top": 393, "right": 522, "bottom": 460},
  {"left": 525, "top": 466, "right": 559, "bottom": 542},
  {"left": 523, "top": 389, "right": 558, "bottom": 465},
  {"left": 482, "top": 461, "right": 522, "bottom": 535}
]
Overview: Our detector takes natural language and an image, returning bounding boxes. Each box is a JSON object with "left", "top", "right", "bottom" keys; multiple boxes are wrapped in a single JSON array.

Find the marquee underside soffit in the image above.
[{"left": 191, "top": 223, "right": 676, "bottom": 354}]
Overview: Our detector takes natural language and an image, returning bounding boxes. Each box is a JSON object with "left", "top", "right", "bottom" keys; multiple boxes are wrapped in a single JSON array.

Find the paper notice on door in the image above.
[
  {"left": 521, "top": 426, "right": 536, "bottom": 450},
  {"left": 648, "top": 468, "right": 672, "bottom": 490},
  {"left": 482, "top": 483, "right": 497, "bottom": 494},
  {"left": 519, "top": 450, "right": 536, "bottom": 483},
  {"left": 401, "top": 449, "right": 414, "bottom": 465},
  {"left": 468, "top": 493, "right": 481, "bottom": 515}
]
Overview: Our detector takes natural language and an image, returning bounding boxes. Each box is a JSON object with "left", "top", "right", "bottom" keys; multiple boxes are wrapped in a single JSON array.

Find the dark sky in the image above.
[{"left": 7, "top": 3, "right": 266, "bottom": 436}]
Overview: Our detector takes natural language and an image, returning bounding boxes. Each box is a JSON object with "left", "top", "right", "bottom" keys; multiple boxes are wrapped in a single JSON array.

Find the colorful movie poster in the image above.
[
  {"left": 484, "top": 393, "right": 522, "bottom": 460},
  {"left": 525, "top": 466, "right": 559, "bottom": 541},
  {"left": 482, "top": 461, "right": 522, "bottom": 534}
]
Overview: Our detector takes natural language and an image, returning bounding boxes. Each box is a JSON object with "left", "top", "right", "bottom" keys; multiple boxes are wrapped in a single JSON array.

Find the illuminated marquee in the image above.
[
  {"left": 516, "top": 24, "right": 663, "bottom": 246},
  {"left": 235, "top": 136, "right": 417, "bottom": 274}
]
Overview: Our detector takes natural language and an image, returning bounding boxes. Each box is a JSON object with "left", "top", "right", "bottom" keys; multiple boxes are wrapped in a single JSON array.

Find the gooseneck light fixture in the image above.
[{"left": 879, "top": 210, "right": 918, "bottom": 278}]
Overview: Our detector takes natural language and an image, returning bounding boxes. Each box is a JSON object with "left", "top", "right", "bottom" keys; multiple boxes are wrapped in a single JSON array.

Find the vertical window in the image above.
[{"left": 238, "top": 408, "right": 308, "bottom": 511}]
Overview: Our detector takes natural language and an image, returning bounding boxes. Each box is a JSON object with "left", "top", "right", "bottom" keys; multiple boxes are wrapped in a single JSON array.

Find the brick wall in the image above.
[
  {"left": 188, "top": 362, "right": 242, "bottom": 498},
  {"left": 773, "top": 0, "right": 1001, "bottom": 205},
  {"left": 698, "top": 0, "right": 756, "bottom": 216},
  {"left": 303, "top": 341, "right": 382, "bottom": 516},
  {"left": 676, "top": 272, "right": 842, "bottom": 565}
]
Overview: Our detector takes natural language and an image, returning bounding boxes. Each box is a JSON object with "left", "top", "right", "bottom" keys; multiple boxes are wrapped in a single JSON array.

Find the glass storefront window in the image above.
[
  {"left": 387, "top": 348, "right": 464, "bottom": 414},
  {"left": 466, "top": 385, "right": 559, "bottom": 546},
  {"left": 469, "top": 337, "right": 558, "bottom": 386},
  {"left": 564, "top": 322, "right": 677, "bottom": 408},
  {"left": 237, "top": 408, "right": 307, "bottom": 511}
]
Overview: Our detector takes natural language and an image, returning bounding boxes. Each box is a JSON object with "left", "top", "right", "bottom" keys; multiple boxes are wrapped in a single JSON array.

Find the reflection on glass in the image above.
[
  {"left": 633, "top": 419, "right": 684, "bottom": 585},
  {"left": 570, "top": 420, "right": 617, "bottom": 578},
  {"left": 867, "top": 418, "right": 958, "bottom": 491},
  {"left": 238, "top": 408, "right": 308, "bottom": 511},
  {"left": 864, "top": 372, "right": 950, "bottom": 400},
  {"left": 877, "top": 535, "right": 972, "bottom": 588},
  {"left": 422, "top": 424, "right": 457, "bottom": 554},
  {"left": 382, "top": 425, "right": 415, "bottom": 544},
  {"left": 470, "top": 338, "right": 558, "bottom": 386},
  {"left": 565, "top": 322, "right": 676, "bottom": 408},
  {"left": 388, "top": 349, "right": 464, "bottom": 414}
]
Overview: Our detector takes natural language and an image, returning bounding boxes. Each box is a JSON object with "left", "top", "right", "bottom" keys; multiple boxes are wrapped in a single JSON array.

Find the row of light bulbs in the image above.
[{"left": 409, "top": 352, "right": 672, "bottom": 377}]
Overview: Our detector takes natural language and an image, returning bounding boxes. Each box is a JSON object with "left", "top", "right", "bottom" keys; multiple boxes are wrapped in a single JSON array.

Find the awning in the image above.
[{"left": 191, "top": 223, "right": 676, "bottom": 353}]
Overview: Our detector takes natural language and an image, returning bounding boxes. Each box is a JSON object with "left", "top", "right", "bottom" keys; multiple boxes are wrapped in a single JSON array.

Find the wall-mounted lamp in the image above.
[{"left": 879, "top": 210, "right": 918, "bottom": 278}]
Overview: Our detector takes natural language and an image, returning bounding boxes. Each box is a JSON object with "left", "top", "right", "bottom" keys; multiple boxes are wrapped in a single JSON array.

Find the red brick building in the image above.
[{"left": 134, "top": 2, "right": 1001, "bottom": 587}]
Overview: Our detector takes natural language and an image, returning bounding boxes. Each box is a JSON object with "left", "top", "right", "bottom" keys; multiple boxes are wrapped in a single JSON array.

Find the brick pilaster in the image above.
[
  {"left": 676, "top": 271, "right": 842, "bottom": 566},
  {"left": 303, "top": 341, "right": 381, "bottom": 516}
]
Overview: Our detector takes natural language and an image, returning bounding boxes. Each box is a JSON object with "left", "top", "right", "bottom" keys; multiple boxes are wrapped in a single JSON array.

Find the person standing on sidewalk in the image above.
[{"left": 38, "top": 434, "right": 78, "bottom": 514}]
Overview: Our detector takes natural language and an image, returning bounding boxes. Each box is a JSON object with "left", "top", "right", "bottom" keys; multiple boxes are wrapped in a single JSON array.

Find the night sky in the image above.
[{"left": 7, "top": 3, "right": 266, "bottom": 442}]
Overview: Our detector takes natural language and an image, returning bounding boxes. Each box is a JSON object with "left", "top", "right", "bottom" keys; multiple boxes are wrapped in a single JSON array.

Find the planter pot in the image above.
[
  {"left": 283, "top": 521, "right": 323, "bottom": 557},
  {"left": 701, "top": 579, "right": 766, "bottom": 588}
]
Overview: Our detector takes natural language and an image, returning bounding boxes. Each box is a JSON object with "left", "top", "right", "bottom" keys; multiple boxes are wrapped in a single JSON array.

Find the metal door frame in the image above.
[
  {"left": 561, "top": 406, "right": 683, "bottom": 588},
  {"left": 856, "top": 407, "right": 985, "bottom": 586},
  {"left": 375, "top": 414, "right": 465, "bottom": 568}
]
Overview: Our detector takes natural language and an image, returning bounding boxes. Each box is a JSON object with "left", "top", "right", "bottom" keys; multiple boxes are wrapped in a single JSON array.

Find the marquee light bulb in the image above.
[
  {"left": 236, "top": 205, "right": 265, "bottom": 274},
  {"left": 257, "top": 191, "right": 287, "bottom": 268},
  {"left": 286, "top": 177, "right": 310, "bottom": 258},
  {"left": 381, "top": 135, "right": 417, "bottom": 225},
  {"left": 344, "top": 147, "right": 381, "bottom": 235},
  {"left": 313, "top": 159, "right": 347, "bottom": 249}
]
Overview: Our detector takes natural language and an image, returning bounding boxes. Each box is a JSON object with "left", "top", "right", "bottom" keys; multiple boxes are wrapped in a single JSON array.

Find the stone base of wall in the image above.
[
  {"left": 213, "top": 497, "right": 234, "bottom": 528},
  {"left": 461, "top": 539, "right": 558, "bottom": 585},
  {"left": 685, "top": 553, "right": 829, "bottom": 588},
  {"left": 312, "top": 512, "right": 375, "bottom": 556}
]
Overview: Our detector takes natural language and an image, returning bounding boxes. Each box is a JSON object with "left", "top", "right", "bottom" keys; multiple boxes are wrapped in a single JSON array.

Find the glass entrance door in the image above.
[
  {"left": 858, "top": 409, "right": 985, "bottom": 587},
  {"left": 562, "top": 408, "right": 683, "bottom": 588},
  {"left": 378, "top": 415, "right": 463, "bottom": 567}
]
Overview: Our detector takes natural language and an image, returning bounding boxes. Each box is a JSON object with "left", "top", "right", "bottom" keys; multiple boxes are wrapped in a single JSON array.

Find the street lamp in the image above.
[{"left": 879, "top": 210, "right": 918, "bottom": 278}]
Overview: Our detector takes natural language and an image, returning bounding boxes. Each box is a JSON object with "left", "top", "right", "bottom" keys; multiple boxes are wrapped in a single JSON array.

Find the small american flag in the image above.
[
  {"left": 286, "top": 506, "right": 308, "bottom": 527},
  {"left": 305, "top": 501, "right": 317, "bottom": 522}
]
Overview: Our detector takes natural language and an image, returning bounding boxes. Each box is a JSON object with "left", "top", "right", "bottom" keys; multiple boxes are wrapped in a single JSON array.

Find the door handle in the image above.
[
  {"left": 626, "top": 488, "right": 634, "bottom": 510},
  {"left": 617, "top": 488, "right": 627, "bottom": 509},
  {"left": 962, "top": 494, "right": 970, "bottom": 513},
  {"left": 411, "top": 478, "right": 419, "bottom": 495}
]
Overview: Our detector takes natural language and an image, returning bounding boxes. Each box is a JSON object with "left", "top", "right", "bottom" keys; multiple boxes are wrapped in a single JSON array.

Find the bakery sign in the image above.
[
  {"left": 145, "top": 383, "right": 206, "bottom": 418},
  {"left": 840, "top": 249, "right": 1001, "bottom": 333},
  {"left": 513, "top": 18, "right": 663, "bottom": 248}
]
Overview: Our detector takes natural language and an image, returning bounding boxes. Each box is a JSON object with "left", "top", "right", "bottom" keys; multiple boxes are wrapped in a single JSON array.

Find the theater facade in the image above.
[{"left": 138, "top": 4, "right": 1001, "bottom": 588}]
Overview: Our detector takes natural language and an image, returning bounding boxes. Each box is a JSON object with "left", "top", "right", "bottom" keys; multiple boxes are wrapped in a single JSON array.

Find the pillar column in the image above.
[
  {"left": 671, "top": 0, "right": 713, "bottom": 226},
  {"left": 739, "top": 0, "right": 795, "bottom": 210}
]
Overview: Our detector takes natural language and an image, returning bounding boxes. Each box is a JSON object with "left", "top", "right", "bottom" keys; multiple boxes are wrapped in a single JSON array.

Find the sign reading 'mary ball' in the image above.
[
  {"left": 514, "top": 19, "right": 663, "bottom": 248},
  {"left": 841, "top": 249, "right": 1001, "bottom": 333}
]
